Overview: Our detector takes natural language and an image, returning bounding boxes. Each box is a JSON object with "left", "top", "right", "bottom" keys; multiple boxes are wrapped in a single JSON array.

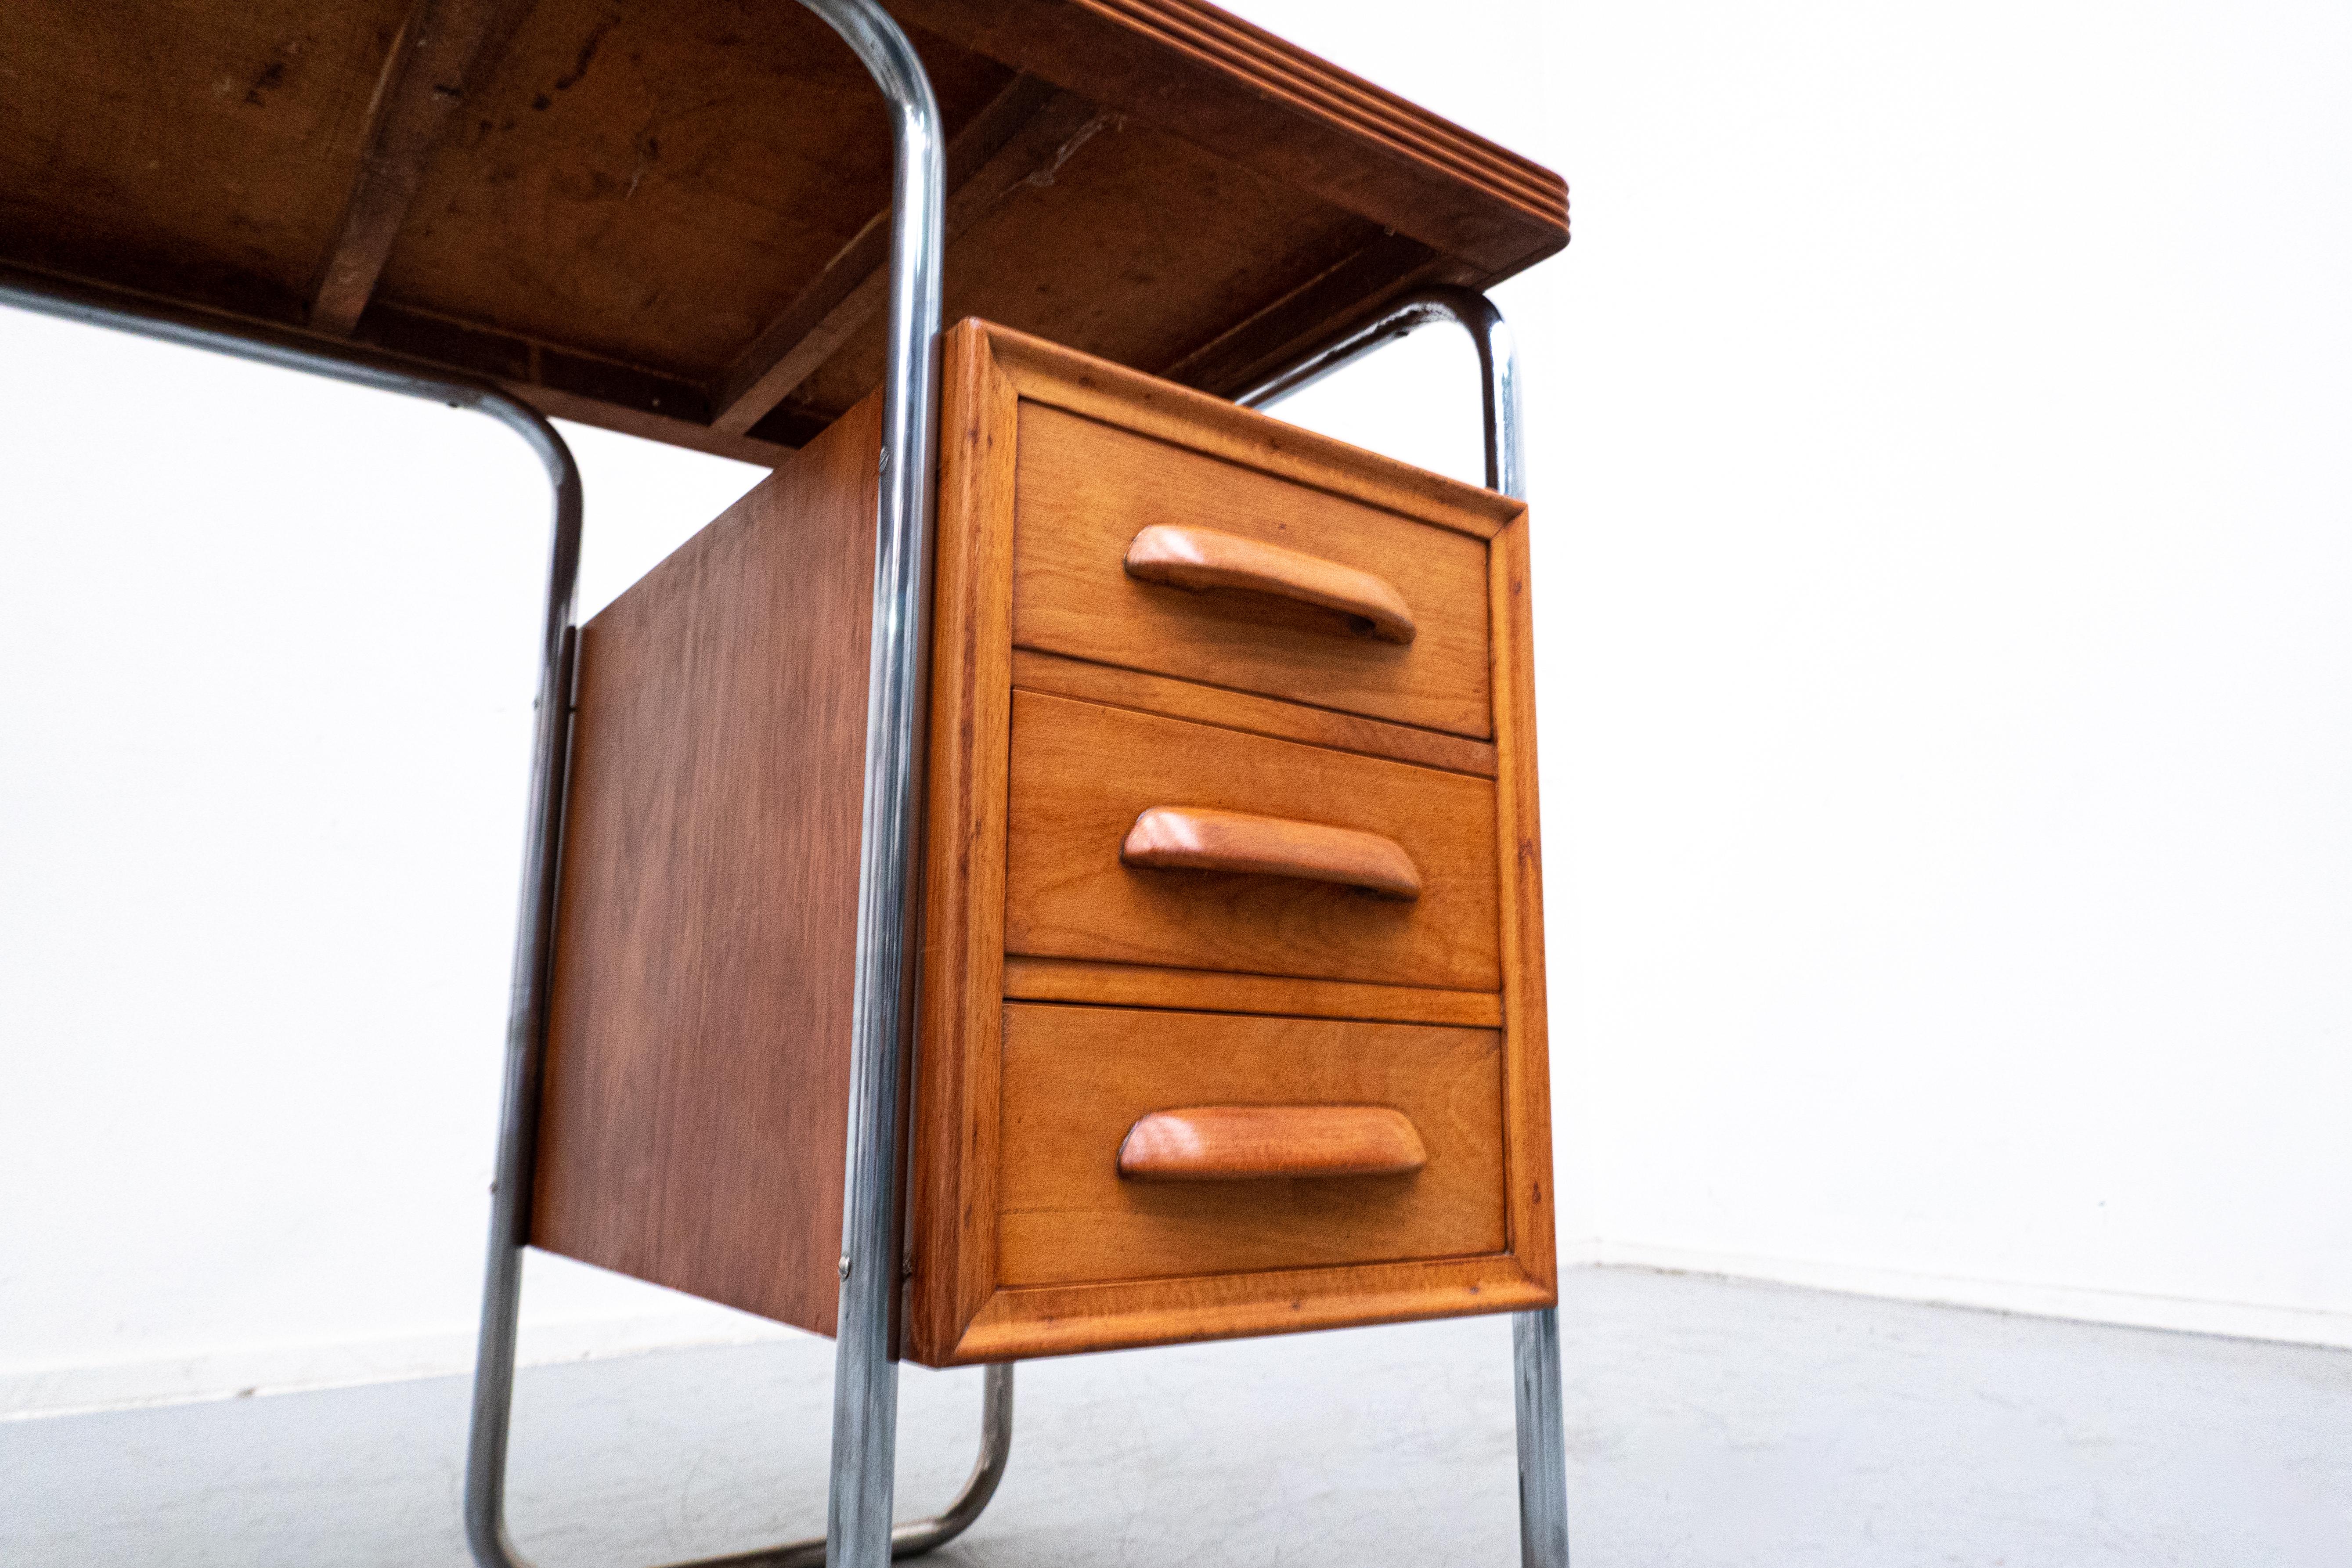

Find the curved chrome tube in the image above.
[
  {"left": 1236, "top": 284, "right": 1525, "bottom": 500},
  {"left": 468, "top": 0, "right": 961, "bottom": 1564},
  {"left": 1243, "top": 286, "right": 1568, "bottom": 1566},
  {"left": 0, "top": 264, "right": 587, "bottom": 1568},
  {"left": 652, "top": 1362, "right": 1015, "bottom": 1568},
  {"left": 786, "top": 4, "right": 949, "bottom": 1567},
  {"left": 893, "top": 1362, "right": 1016, "bottom": 1555}
]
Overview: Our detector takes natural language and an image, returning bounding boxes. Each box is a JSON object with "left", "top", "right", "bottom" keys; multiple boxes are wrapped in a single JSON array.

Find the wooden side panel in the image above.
[
  {"left": 997, "top": 1004, "right": 1506, "bottom": 1286},
  {"left": 1490, "top": 512, "right": 1557, "bottom": 1290},
  {"left": 1006, "top": 691, "right": 1501, "bottom": 990},
  {"left": 907, "top": 321, "right": 1020, "bottom": 1360},
  {"left": 532, "top": 396, "right": 882, "bottom": 1337}
]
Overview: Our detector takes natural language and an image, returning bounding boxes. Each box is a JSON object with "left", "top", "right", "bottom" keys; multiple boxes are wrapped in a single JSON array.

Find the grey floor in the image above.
[{"left": 6, "top": 1267, "right": 2346, "bottom": 1567}]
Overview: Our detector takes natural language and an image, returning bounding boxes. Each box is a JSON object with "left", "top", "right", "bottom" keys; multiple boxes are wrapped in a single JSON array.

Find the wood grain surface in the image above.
[
  {"left": 983, "top": 321, "right": 1526, "bottom": 543},
  {"left": 307, "top": 0, "right": 536, "bottom": 334},
  {"left": 0, "top": 1, "right": 1565, "bottom": 457},
  {"left": 1010, "top": 648, "right": 1497, "bottom": 778},
  {"left": 1489, "top": 511, "right": 1558, "bottom": 1294},
  {"left": 1006, "top": 690, "right": 1499, "bottom": 990},
  {"left": 997, "top": 1004, "right": 1504, "bottom": 1286},
  {"left": 949, "top": 1251, "right": 1552, "bottom": 1363},
  {"left": 531, "top": 395, "right": 882, "bottom": 1338},
  {"left": 1014, "top": 401, "right": 1494, "bottom": 736},
  {"left": 1001, "top": 956, "right": 1504, "bottom": 1028},
  {"left": 905, "top": 321, "right": 1021, "bottom": 1360},
  {"left": 888, "top": 0, "right": 1568, "bottom": 273},
  {"left": 1118, "top": 1105, "right": 1429, "bottom": 1181},
  {"left": 711, "top": 77, "right": 1100, "bottom": 436}
]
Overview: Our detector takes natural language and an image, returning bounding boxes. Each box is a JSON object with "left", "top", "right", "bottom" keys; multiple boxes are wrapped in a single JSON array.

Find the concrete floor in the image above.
[{"left": 5, "top": 1267, "right": 2345, "bottom": 1567}]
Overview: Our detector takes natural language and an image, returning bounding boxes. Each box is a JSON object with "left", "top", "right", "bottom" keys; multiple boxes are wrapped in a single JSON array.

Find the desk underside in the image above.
[{"left": 0, "top": 0, "right": 1566, "bottom": 463}]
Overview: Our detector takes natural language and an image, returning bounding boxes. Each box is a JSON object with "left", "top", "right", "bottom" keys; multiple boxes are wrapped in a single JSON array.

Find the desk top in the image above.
[{"left": 1, "top": 0, "right": 1566, "bottom": 461}]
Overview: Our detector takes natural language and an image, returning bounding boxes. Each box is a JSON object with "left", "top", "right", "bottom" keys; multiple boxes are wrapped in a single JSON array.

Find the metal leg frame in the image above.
[
  {"left": 6, "top": 47, "right": 1560, "bottom": 1564},
  {"left": 459, "top": 4, "right": 978, "bottom": 1568},
  {"left": 4, "top": 2, "right": 995, "bottom": 1552},
  {"left": 1242, "top": 285, "right": 1572, "bottom": 1568},
  {"left": 447, "top": 0, "right": 978, "bottom": 1564}
]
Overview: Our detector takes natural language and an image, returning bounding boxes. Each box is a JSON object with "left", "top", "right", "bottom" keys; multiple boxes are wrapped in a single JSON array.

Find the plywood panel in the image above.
[
  {"left": 0, "top": 0, "right": 407, "bottom": 317},
  {"left": 0, "top": 1, "right": 1564, "bottom": 458},
  {"left": 888, "top": 0, "right": 1568, "bottom": 272},
  {"left": 375, "top": 0, "right": 1014, "bottom": 373},
  {"left": 793, "top": 116, "right": 1384, "bottom": 414},
  {"left": 532, "top": 395, "right": 881, "bottom": 1337}
]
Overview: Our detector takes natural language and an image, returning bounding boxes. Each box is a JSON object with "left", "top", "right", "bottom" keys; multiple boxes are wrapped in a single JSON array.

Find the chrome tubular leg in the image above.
[
  {"left": 2, "top": 70, "right": 979, "bottom": 1553},
  {"left": 468, "top": 1, "right": 962, "bottom": 1564},
  {"left": 789, "top": 4, "right": 949, "bottom": 1568},
  {"left": 1234, "top": 284, "right": 1522, "bottom": 497},
  {"left": 1245, "top": 285, "right": 1569, "bottom": 1566},
  {"left": 0, "top": 267, "right": 582, "bottom": 1568},
  {"left": 1513, "top": 1309, "right": 1571, "bottom": 1568}
]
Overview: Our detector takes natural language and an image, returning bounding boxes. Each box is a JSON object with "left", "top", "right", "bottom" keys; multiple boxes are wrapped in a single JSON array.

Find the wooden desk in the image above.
[{"left": 0, "top": 5, "right": 1571, "bottom": 1552}]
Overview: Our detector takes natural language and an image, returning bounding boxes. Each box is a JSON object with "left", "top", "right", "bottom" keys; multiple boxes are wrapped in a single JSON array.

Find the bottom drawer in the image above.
[{"left": 997, "top": 1002, "right": 1507, "bottom": 1287}]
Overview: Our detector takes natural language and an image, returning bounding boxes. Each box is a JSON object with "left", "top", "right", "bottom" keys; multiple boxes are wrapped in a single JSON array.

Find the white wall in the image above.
[
  {"left": 3, "top": 0, "right": 2348, "bottom": 1420},
  {"left": 1249, "top": 0, "right": 2352, "bottom": 1345},
  {"left": 0, "top": 311, "right": 795, "bottom": 1419}
]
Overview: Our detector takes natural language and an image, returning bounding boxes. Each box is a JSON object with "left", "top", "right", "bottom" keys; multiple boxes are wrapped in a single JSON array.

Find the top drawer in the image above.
[{"left": 1012, "top": 402, "right": 1496, "bottom": 739}]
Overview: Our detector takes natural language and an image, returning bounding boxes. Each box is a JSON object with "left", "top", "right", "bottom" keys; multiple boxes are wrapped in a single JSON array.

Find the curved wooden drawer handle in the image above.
[
  {"left": 1118, "top": 1106, "right": 1428, "bottom": 1181},
  {"left": 1123, "top": 523, "right": 1417, "bottom": 645},
  {"left": 1121, "top": 806, "right": 1422, "bottom": 900}
]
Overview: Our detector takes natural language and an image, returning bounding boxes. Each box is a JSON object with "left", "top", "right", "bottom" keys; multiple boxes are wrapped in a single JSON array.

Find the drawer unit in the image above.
[{"left": 534, "top": 320, "right": 1552, "bottom": 1367}]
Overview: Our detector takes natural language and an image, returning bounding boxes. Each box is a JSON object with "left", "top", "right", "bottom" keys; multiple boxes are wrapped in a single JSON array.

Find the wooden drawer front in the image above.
[
  {"left": 1006, "top": 691, "right": 1501, "bottom": 992},
  {"left": 997, "top": 1003, "right": 1506, "bottom": 1287},
  {"left": 1012, "top": 402, "right": 1495, "bottom": 739}
]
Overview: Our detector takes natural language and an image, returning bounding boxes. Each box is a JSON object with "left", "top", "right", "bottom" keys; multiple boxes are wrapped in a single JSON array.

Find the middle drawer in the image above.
[{"left": 1004, "top": 689, "right": 1500, "bottom": 992}]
